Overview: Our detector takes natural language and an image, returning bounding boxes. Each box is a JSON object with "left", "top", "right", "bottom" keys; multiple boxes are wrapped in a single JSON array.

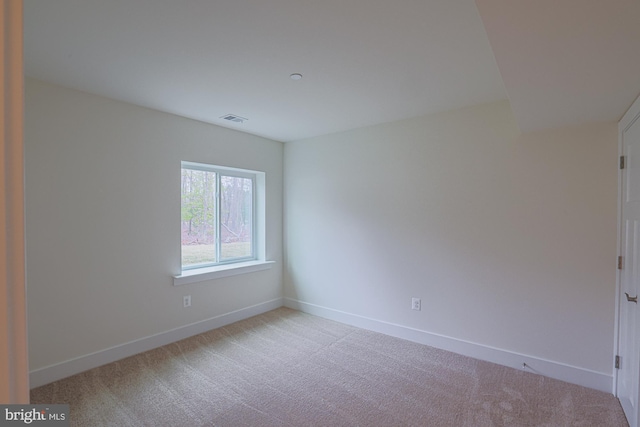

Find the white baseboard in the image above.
[
  {"left": 30, "top": 298, "right": 284, "bottom": 389},
  {"left": 31, "top": 297, "right": 613, "bottom": 394},
  {"left": 284, "top": 298, "right": 613, "bottom": 394}
]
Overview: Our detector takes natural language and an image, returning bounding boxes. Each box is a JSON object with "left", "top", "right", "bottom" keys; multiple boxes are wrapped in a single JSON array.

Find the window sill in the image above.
[{"left": 173, "top": 260, "right": 275, "bottom": 286}]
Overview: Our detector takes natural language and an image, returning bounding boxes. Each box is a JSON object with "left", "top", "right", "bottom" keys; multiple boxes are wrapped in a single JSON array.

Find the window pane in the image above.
[
  {"left": 181, "top": 168, "right": 216, "bottom": 267},
  {"left": 220, "top": 175, "right": 253, "bottom": 260}
]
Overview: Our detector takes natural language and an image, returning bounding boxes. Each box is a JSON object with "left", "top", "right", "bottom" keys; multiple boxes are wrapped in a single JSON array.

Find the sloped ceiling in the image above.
[
  {"left": 24, "top": 0, "right": 640, "bottom": 142},
  {"left": 475, "top": 0, "right": 640, "bottom": 132}
]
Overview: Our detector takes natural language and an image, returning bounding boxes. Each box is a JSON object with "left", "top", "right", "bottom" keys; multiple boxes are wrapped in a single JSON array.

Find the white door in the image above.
[{"left": 618, "top": 105, "right": 640, "bottom": 427}]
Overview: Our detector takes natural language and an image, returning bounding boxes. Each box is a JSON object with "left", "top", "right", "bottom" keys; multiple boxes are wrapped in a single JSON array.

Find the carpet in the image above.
[{"left": 31, "top": 307, "right": 628, "bottom": 426}]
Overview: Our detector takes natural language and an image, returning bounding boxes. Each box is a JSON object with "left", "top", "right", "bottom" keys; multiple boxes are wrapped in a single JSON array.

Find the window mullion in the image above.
[
  {"left": 252, "top": 177, "right": 257, "bottom": 260},
  {"left": 215, "top": 173, "right": 221, "bottom": 264}
]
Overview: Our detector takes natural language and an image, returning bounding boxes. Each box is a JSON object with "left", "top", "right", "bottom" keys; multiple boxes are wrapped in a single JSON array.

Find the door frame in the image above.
[
  {"left": 0, "top": 0, "right": 29, "bottom": 403},
  {"left": 615, "top": 94, "right": 640, "bottom": 409}
]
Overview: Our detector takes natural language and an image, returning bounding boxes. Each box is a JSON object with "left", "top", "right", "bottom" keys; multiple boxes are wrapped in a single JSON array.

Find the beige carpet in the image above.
[{"left": 31, "top": 307, "right": 628, "bottom": 426}]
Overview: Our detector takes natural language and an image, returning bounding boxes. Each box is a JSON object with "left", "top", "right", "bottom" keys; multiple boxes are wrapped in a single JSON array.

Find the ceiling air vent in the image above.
[{"left": 220, "top": 114, "right": 248, "bottom": 123}]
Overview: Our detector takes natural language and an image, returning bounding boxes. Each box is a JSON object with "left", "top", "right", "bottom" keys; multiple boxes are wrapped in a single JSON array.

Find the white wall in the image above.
[
  {"left": 26, "top": 80, "right": 618, "bottom": 390},
  {"left": 284, "top": 101, "right": 617, "bottom": 381},
  {"left": 25, "top": 78, "right": 283, "bottom": 372}
]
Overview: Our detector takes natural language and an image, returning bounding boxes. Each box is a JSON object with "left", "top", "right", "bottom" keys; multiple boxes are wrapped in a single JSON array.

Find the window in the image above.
[{"left": 181, "top": 161, "right": 257, "bottom": 270}]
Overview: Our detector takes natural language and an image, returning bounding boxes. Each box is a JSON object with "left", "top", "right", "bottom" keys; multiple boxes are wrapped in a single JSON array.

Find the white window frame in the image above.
[{"left": 174, "top": 161, "right": 272, "bottom": 286}]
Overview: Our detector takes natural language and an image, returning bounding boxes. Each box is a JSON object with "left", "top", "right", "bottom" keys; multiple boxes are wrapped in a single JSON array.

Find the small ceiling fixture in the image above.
[
  {"left": 220, "top": 114, "right": 248, "bottom": 123},
  {"left": 289, "top": 73, "right": 303, "bottom": 80}
]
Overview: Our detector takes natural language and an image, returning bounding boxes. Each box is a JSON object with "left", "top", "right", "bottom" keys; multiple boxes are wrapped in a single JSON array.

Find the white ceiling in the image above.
[{"left": 24, "top": 0, "right": 640, "bottom": 142}]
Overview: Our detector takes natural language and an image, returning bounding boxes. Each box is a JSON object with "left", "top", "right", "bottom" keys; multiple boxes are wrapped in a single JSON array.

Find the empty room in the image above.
[{"left": 2, "top": 0, "right": 640, "bottom": 425}]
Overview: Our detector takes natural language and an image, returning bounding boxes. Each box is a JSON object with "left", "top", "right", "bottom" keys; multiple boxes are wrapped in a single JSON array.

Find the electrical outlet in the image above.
[
  {"left": 183, "top": 295, "right": 192, "bottom": 308},
  {"left": 412, "top": 297, "right": 421, "bottom": 311}
]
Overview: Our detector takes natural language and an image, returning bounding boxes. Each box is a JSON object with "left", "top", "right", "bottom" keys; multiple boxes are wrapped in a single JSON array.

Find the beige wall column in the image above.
[{"left": 0, "top": 0, "right": 28, "bottom": 403}]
